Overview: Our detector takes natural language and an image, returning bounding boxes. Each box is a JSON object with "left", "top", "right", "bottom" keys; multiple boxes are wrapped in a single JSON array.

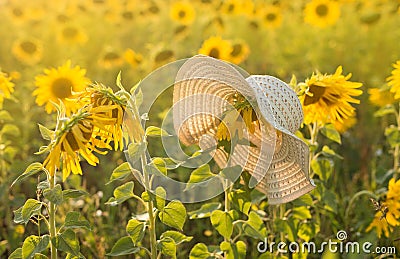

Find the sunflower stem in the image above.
[
  {"left": 394, "top": 103, "right": 400, "bottom": 179},
  {"left": 49, "top": 174, "right": 57, "bottom": 259}
]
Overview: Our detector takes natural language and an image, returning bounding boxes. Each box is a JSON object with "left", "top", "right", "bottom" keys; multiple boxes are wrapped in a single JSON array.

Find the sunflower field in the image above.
[{"left": 1, "top": 0, "right": 400, "bottom": 258}]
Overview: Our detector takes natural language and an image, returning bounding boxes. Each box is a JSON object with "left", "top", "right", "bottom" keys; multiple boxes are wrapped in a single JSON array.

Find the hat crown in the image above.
[{"left": 246, "top": 75, "right": 303, "bottom": 134}]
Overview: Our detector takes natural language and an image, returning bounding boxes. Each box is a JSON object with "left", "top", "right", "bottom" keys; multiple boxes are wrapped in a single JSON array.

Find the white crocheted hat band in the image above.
[{"left": 172, "top": 55, "right": 315, "bottom": 204}]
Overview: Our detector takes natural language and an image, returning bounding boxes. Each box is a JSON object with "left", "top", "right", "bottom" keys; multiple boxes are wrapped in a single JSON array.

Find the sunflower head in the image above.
[
  {"left": 57, "top": 25, "right": 88, "bottom": 45},
  {"left": 258, "top": 5, "right": 283, "bottom": 29},
  {"left": 33, "top": 60, "right": 91, "bottom": 115},
  {"left": 227, "top": 41, "right": 250, "bottom": 65},
  {"left": 198, "top": 36, "right": 233, "bottom": 61},
  {"left": 299, "top": 66, "right": 363, "bottom": 125},
  {"left": 387, "top": 61, "right": 400, "bottom": 99},
  {"left": 170, "top": 2, "right": 196, "bottom": 25},
  {"left": 304, "top": 0, "right": 341, "bottom": 28},
  {"left": 98, "top": 50, "right": 124, "bottom": 69},
  {"left": 0, "top": 70, "right": 15, "bottom": 109},
  {"left": 12, "top": 38, "right": 43, "bottom": 65},
  {"left": 368, "top": 87, "right": 395, "bottom": 107},
  {"left": 123, "top": 49, "right": 143, "bottom": 68}
]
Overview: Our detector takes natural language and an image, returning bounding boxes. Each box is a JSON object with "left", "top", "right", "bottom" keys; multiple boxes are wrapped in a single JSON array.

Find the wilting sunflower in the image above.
[
  {"left": 98, "top": 49, "right": 124, "bottom": 69},
  {"left": 298, "top": 66, "right": 363, "bottom": 125},
  {"left": 12, "top": 38, "right": 43, "bottom": 65},
  {"left": 42, "top": 109, "right": 114, "bottom": 181},
  {"left": 304, "top": 0, "right": 341, "bottom": 28},
  {"left": 368, "top": 87, "right": 395, "bottom": 107},
  {"left": 258, "top": 5, "right": 283, "bottom": 29},
  {"left": 0, "top": 70, "right": 15, "bottom": 109},
  {"left": 57, "top": 24, "right": 88, "bottom": 45},
  {"left": 227, "top": 40, "right": 250, "bottom": 65},
  {"left": 34, "top": 60, "right": 91, "bottom": 114},
  {"left": 76, "top": 83, "right": 129, "bottom": 150},
  {"left": 387, "top": 61, "right": 400, "bottom": 99},
  {"left": 198, "top": 36, "right": 233, "bottom": 61},
  {"left": 170, "top": 1, "right": 196, "bottom": 25},
  {"left": 123, "top": 48, "right": 143, "bottom": 68}
]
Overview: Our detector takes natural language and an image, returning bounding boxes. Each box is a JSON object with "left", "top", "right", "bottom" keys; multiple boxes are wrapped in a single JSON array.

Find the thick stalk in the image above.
[{"left": 49, "top": 175, "right": 57, "bottom": 259}]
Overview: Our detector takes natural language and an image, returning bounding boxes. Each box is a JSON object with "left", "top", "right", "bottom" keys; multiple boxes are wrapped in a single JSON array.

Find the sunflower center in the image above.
[
  {"left": 304, "top": 84, "right": 326, "bottom": 106},
  {"left": 155, "top": 50, "right": 174, "bottom": 63},
  {"left": 122, "top": 11, "right": 133, "bottom": 20},
  {"left": 20, "top": 41, "right": 37, "bottom": 54},
  {"left": 63, "top": 27, "right": 78, "bottom": 38},
  {"left": 315, "top": 4, "right": 329, "bottom": 17},
  {"left": 51, "top": 77, "right": 73, "bottom": 99},
  {"left": 231, "top": 44, "right": 242, "bottom": 57},
  {"left": 65, "top": 131, "right": 79, "bottom": 151},
  {"left": 209, "top": 48, "right": 220, "bottom": 58},
  {"left": 12, "top": 8, "right": 23, "bottom": 17},
  {"left": 104, "top": 52, "right": 120, "bottom": 61},
  {"left": 178, "top": 10, "right": 186, "bottom": 18},
  {"left": 266, "top": 13, "right": 277, "bottom": 22},
  {"left": 227, "top": 4, "right": 235, "bottom": 12}
]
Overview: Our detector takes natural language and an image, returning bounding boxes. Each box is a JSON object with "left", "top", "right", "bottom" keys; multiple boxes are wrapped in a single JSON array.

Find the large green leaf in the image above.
[
  {"left": 106, "top": 236, "right": 139, "bottom": 256},
  {"left": 38, "top": 124, "right": 53, "bottom": 141},
  {"left": 311, "top": 158, "right": 333, "bottom": 181},
  {"left": 188, "top": 202, "right": 221, "bottom": 219},
  {"left": 145, "top": 157, "right": 167, "bottom": 176},
  {"left": 291, "top": 207, "right": 312, "bottom": 220},
  {"left": 105, "top": 181, "right": 135, "bottom": 206},
  {"left": 155, "top": 186, "right": 166, "bottom": 211},
  {"left": 22, "top": 235, "right": 49, "bottom": 259},
  {"left": 189, "top": 243, "right": 210, "bottom": 259},
  {"left": 160, "top": 231, "right": 193, "bottom": 245},
  {"left": 185, "top": 164, "right": 215, "bottom": 190},
  {"left": 229, "top": 190, "right": 251, "bottom": 215},
  {"left": 9, "top": 248, "right": 22, "bottom": 259},
  {"left": 242, "top": 211, "right": 266, "bottom": 240},
  {"left": 43, "top": 184, "right": 63, "bottom": 205},
  {"left": 320, "top": 124, "right": 341, "bottom": 144},
  {"left": 126, "top": 219, "right": 145, "bottom": 245},
  {"left": 145, "top": 126, "right": 170, "bottom": 137},
  {"left": 21, "top": 199, "right": 42, "bottom": 224},
  {"left": 63, "top": 190, "right": 88, "bottom": 200},
  {"left": 64, "top": 211, "right": 91, "bottom": 231},
  {"left": 158, "top": 200, "right": 186, "bottom": 230},
  {"left": 52, "top": 229, "right": 80, "bottom": 257},
  {"left": 126, "top": 142, "right": 146, "bottom": 163},
  {"left": 106, "top": 162, "right": 136, "bottom": 185},
  {"left": 220, "top": 240, "right": 246, "bottom": 259},
  {"left": 210, "top": 210, "right": 233, "bottom": 239},
  {"left": 158, "top": 237, "right": 176, "bottom": 259},
  {"left": 11, "top": 163, "right": 43, "bottom": 188}
]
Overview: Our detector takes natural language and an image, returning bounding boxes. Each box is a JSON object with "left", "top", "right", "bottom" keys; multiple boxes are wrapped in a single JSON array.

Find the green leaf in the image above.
[
  {"left": 37, "top": 180, "right": 50, "bottom": 190},
  {"left": 243, "top": 211, "right": 267, "bottom": 240},
  {"left": 374, "top": 105, "right": 396, "bottom": 117},
  {"left": 1, "top": 124, "right": 20, "bottom": 137},
  {"left": 63, "top": 189, "right": 88, "bottom": 200},
  {"left": 105, "top": 181, "right": 135, "bottom": 206},
  {"left": 22, "top": 235, "right": 49, "bottom": 259},
  {"left": 158, "top": 200, "right": 186, "bottom": 230},
  {"left": 186, "top": 164, "right": 215, "bottom": 190},
  {"left": 116, "top": 71, "right": 124, "bottom": 91},
  {"left": 229, "top": 190, "right": 251, "bottom": 215},
  {"left": 21, "top": 199, "right": 42, "bottom": 224},
  {"left": 64, "top": 212, "right": 91, "bottom": 231},
  {"left": 106, "top": 162, "right": 136, "bottom": 185},
  {"left": 298, "top": 222, "right": 320, "bottom": 242},
  {"left": 126, "top": 219, "right": 145, "bottom": 245},
  {"left": 311, "top": 158, "right": 333, "bottom": 181},
  {"left": 189, "top": 243, "right": 210, "bottom": 259},
  {"left": 9, "top": 248, "right": 22, "bottom": 259},
  {"left": 321, "top": 145, "right": 343, "bottom": 159},
  {"left": 52, "top": 229, "right": 80, "bottom": 256},
  {"left": 320, "top": 124, "right": 341, "bottom": 144},
  {"left": 210, "top": 210, "right": 233, "bottom": 239},
  {"left": 188, "top": 202, "right": 221, "bottom": 219},
  {"left": 145, "top": 157, "right": 167, "bottom": 176},
  {"left": 43, "top": 184, "right": 63, "bottom": 205},
  {"left": 291, "top": 206, "right": 312, "bottom": 220},
  {"left": 38, "top": 124, "right": 53, "bottom": 141},
  {"left": 33, "top": 254, "right": 49, "bottom": 259},
  {"left": 155, "top": 187, "right": 166, "bottom": 211},
  {"left": 141, "top": 191, "right": 151, "bottom": 202},
  {"left": 145, "top": 126, "right": 170, "bottom": 137},
  {"left": 11, "top": 162, "right": 43, "bottom": 188},
  {"left": 13, "top": 207, "right": 24, "bottom": 224},
  {"left": 292, "top": 194, "right": 313, "bottom": 207},
  {"left": 106, "top": 236, "right": 139, "bottom": 256},
  {"left": 385, "top": 126, "right": 400, "bottom": 148},
  {"left": 220, "top": 241, "right": 246, "bottom": 259},
  {"left": 158, "top": 237, "right": 176, "bottom": 259},
  {"left": 160, "top": 231, "right": 193, "bottom": 245},
  {"left": 126, "top": 142, "right": 146, "bottom": 163}
]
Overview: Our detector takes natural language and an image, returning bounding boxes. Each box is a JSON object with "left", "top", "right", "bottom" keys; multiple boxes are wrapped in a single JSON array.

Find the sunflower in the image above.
[
  {"left": 387, "top": 61, "right": 400, "bottom": 99},
  {"left": 333, "top": 113, "right": 357, "bottom": 133},
  {"left": 198, "top": 36, "right": 233, "bottom": 61},
  {"left": 258, "top": 5, "right": 283, "bottom": 29},
  {"left": 304, "top": 0, "right": 341, "bottom": 28},
  {"left": 98, "top": 50, "right": 124, "bottom": 69},
  {"left": 298, "top": 66, "right": 363, "bottom": 125},
  {"left": 12, "top": 38, "right": 43, "bottom": 65},
  {"left": 170, "top": 1, "right": 196, "bottom": 25},
  {"left": 220, "top": 0, "right": 254, "bottom": 16},
  {"left": 153, "top": 49, "right": 175, "bottom": 68},
  {"left": 33, "top": 60, "right": 91, "bottom": 114},
  {"left": 123, "top": 48, "right": 143, "bottom": 68},
  {"left": 227, "top": 40, "right": 250, "bottom": 65},
  {"left": 368, "top": 87, "right": 395, "bottom": 107},
  {"left": 43, "top": 109, "right": 114, "bottom": 181},
  {"left": 57, "top": 24, "right": 88, "bottom": 45},
  {"left": 0, "top": 70, "right": 15, "bottom": 109}
]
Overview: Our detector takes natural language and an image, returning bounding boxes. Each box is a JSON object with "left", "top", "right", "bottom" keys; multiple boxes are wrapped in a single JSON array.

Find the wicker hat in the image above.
[{"left": 172, "top": 55, "right": 315, "bottom": 204}]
